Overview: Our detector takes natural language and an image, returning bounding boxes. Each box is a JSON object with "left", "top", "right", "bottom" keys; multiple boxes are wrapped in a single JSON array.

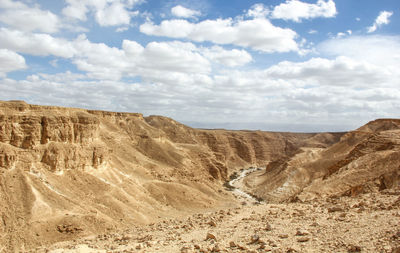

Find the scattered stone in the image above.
[
  {"left": 268, "top": 239, "right": 277, "bottom": 247},
  {"left": 237, "top": 244, "right": 248, "bottom": 251},
  {"left": 249, "top": 234, "right": 260, "bottom": 244},
  {"left": 392, "top": 230, "right": 400, "bottom": 239},
  {"left": 211, "top": 244, "right": 220, "bottom": 252},
  {"left": 347, "top": 245, "right": 361, "bottom": 252},
  {"left": 337, "top": 216, "right": 346, "bottom": 222},
  {"left": 279, "top": 234, "right": 289, "bottom": 239},
  {"left": 208, "top": 220, "right": 217, "bottom": 227},
  {"left": 383, "top": 245, "right": 392, "bottom": 252},
  {"left": 297, "top": 237, "right": 310, "bottom": 243},
  {"left": 392, "top": 247, "right": 400, "bottom": 253},
  {"left": 295, "top": 229, "right": 309, "bottom": 236},
  {"left": 180, "top": 245, "right": 191, "bottom": 253},
  {"left": 206, "top": 232, "right": 217, "bottom": 241},
  {"left": 56, "top": 224, "right": 83, "bottom": 234},
  {"left": 328, "top": 206, "right": 343, "bottom": 213},
  {"left": 137, "top": 234, "right": 153, "bottom": 242},
  {"left": 229, "top": 241, "right": 236, "bottom": 248}
]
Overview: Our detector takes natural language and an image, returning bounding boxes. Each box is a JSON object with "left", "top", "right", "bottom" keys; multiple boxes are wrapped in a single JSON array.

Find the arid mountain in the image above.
[
  {"left": 0, "top": 100, "right": 339, "bottom": 251},
  {"left": 244, "top": 119, "right": 400, "bottom": 202},
  {"left": 0, "top": 101, "right": 398, "bottom": 252}
]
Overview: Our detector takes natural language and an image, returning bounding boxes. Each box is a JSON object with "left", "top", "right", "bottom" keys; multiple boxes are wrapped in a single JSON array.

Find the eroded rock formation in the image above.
[{"left": 0, "top": 100, "right": 398, "bottom": 251}]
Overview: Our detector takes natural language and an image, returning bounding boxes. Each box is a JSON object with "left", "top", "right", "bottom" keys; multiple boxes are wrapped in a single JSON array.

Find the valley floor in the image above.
[{"left": 31, "top": 188, "right": 400, "bottom": 253}]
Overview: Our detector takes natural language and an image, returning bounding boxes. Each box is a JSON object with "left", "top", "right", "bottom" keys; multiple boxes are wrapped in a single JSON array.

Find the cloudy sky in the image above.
[{"left": 0, "top": 0, "right": 399, "bottom": 132}]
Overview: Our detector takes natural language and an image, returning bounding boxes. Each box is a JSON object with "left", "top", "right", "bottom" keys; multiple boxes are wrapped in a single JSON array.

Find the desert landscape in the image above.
[
  {"left": 1, "top": 0, "right": 399, "bottom": 252},
  {"left": 0, "top": 100, "right": 399, "bottom": 252}
]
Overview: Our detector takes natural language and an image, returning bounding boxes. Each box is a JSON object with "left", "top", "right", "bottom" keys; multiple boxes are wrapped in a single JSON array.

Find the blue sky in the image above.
[{"left": 0, "top": 0, "right": 399, "bottom": 132}]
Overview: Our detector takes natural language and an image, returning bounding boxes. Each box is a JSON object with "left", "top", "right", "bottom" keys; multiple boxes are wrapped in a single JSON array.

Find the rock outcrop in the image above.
[
  {"left": 0, "top": 100, "right": 337, "bottom": 251},
  {"left": 1, "top": 100, "right": 398, "bottom": 251},
  {"left": 244, "top": 118, "right": 400, "bottom": 202}
]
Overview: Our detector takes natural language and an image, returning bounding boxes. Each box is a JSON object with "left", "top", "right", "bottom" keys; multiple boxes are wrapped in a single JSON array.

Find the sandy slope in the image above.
[
  {"left": 0, "top": 101, "right": 399, "bottom": 252},
  {"left": 244, "top": 119, "right": 400, "bottom": 203},
  {"left": 0, "top": 101, "right": 338, "bottom": 251},
  {"left": 33, "top": 187, "right": 400, "bottom": 253}
]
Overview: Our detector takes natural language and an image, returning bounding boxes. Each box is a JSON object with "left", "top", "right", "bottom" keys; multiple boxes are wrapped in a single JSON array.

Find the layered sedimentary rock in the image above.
[
  {"left": 1, "top": 100, "right": 398, "bottom": 251},
  {"left": 0, "top": 100, "right": 336, "bottom": 251},
  {"left": 244, "top": 119, "right": 400, "bottom": 202}
]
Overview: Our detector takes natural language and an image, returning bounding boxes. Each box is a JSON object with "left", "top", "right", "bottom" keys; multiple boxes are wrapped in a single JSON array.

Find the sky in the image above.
[{"left": 0, "top": 0, "right": 399, "bottom": 132}]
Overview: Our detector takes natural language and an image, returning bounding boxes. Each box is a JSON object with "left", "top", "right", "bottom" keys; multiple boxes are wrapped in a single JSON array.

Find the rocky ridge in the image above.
[
  {"left": 0, "top": 100, "right": 399, "bottom": 252},
  {"left": 0, "top": 101, "right": 340, "bottom": 251}
]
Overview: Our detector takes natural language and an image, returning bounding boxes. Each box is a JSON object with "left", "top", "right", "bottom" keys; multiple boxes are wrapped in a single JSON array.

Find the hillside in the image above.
[
  {"left": 242, "top": 119, "right": 400, "bottom": 203},
  {"left": 0, "top": 100, "right": 342, "bottom": 251},
  {"left": 0, "top": 101, "right": 399, "bottom": 252}
]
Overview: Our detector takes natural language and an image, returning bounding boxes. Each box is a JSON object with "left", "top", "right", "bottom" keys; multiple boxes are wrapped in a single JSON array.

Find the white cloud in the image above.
[
  {"left": 319, "top": 35, "right": 400, "bottom": 68},
  {"left": 171, "top": 5, "right": 201, "bottom": 19},
  {"left": 62, "top": 0, "right": 141, "bottom": 27},
  {"left": 122, "top": 39, "right": 144, "bottom": 56},
  {"left": 271, "top": 0, "right": 337, "bottom": 22},
  {"left": 336, "top": 32, "right": 346, "bottom": 38},
  {"left": 246, "top": 4, "right": 269, "bottom": 19},
  {"left": 95, "top": 1, "right": 131, "bottom": 26},
  {"left": 367, "top": 11, "right": 393, "bottom": 33},
  {"left": 0, "top": 49, "right": 26, "bottom": 77},
  {"left": 3, "top": 50, "right": 399, "bottom": 132},
  {"left": 140, "top": 41, "right": 210, "bottom": 74},
  {"left": 202, "top": 46, "right": 252, "bottom": 67},
  {"left": 70, "top": 36, "right": 211, "bottom": 81},
  {"left": 62, "top": 0, "right": 89, "bottom": 21},
  {"left": 1, "top": 0, "right": 398, "bottom": 132},
  {"left": 140, "top": 18, "right": 298, "bottom": 53},
  {"left": 0, "top": 26, "right": 213, "bottom": 81},
  {"left": 0, "top": 0, "right": 60, "bottom": 33},
  {"left": 265, "top": 56, "right": 391, "bottom": 88},
  {"left": 0, "top": 28, "right": 76, "bottom": 58},
  {"left": 116, "top": 26, "right": 129, "bottom": 32},
  {"left": 308, "top": 29, "right": 318, "bottom": 34},
  {"left": 72, "top": 34, "right": 129, "bottom": 80}
]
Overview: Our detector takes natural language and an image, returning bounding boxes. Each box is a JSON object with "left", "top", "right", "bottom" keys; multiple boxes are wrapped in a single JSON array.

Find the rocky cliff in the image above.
[
  {"left": 1, "top": 101, "right": 398, "bottom": 251},
  {"left": 244, "top": 118, "right": 400, "bottom": 202},
  {"left": 0, "top": 100, "right": 340, "bottom": 251}
]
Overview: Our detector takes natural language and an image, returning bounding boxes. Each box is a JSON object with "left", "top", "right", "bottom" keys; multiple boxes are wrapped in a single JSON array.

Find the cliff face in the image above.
[
  {"left": 2, "top": 101, "right": 397, "bottom": 251},
  {"left": 244, "top": 119, "right": 400, "bottom": 202},
  {"left": 298, "top": 119, "right": 400, "bottom": 199},
  {"left": 0, "top": 101, "right": 336, "bottom": 251}
]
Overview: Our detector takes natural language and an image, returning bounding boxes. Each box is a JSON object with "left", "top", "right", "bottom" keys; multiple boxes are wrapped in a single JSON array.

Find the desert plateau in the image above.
[{"left": 0, "top": 100, "right": 398, "bottom": 252}]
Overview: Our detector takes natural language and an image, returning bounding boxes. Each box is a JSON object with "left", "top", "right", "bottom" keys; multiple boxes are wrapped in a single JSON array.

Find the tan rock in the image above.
[
  {"left": 297, "top": 237, "right": 310, "bottom": 243},
  {"left": 347, "top": 245, "right": 361, "bottom": 252},
  {"left": 295, "top": 229, "right": 309, "bottom": 236},
  {"left": 208, "top": 220, "right": 217, "bottom": 227},
  {"left": 206, "top": 232, "right": 217, "bottom": 241}
]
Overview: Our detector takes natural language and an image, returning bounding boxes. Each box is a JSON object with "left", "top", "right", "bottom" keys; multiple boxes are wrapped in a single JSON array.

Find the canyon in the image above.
[{"left": 0, "top": 100, "right": 399, "bottom": 252}]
